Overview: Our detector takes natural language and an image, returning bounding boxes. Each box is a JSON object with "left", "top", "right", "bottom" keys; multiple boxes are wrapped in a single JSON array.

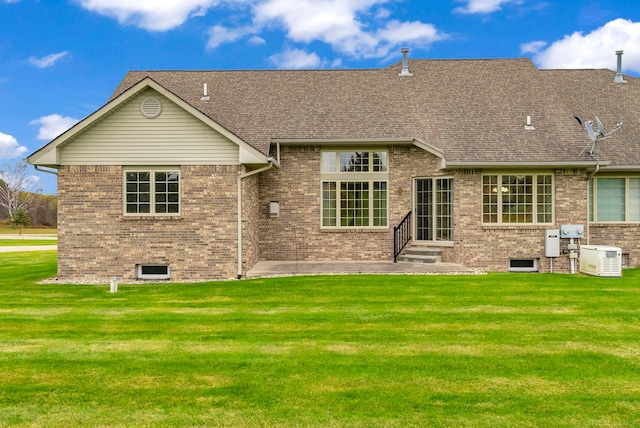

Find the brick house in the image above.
[{"left": 27, "top": 52, "right": 640, "bottom": 281}]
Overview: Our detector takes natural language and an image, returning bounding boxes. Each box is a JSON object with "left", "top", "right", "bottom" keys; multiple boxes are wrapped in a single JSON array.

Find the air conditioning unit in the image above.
[{"left": 579, "top": 245, "right": 622, "bottom": 277}]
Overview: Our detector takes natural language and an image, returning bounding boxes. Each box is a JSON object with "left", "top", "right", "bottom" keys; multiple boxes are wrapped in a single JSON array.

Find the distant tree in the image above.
[
  {"left": 30, "top": 194, "right": 57, "bottom": 227},
  {"left": 0, "top": 161, "right": 42, "bottom": 220},
  {"left": 11, "top": 207, "right": 31, "bottom": 235}
]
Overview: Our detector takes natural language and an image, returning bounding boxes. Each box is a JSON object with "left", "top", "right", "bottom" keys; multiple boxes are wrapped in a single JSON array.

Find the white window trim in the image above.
[
  {"left": 590, "top": 176, "right": 640, "bottom": 223},
  {"left": 123, "top": 167, "right": 181, "bottom": 216},
  {"left": 321, "top": 149, "right": 389, "bottom": 229},
  {"left": 414, "top": 176, "right": 454, "bottom": 242},
  {"left": 482, "top": 173, "right": 554, "bottom": 225},
  {"left": 321, "top": 180, "right": 388, "bottom": 229}
]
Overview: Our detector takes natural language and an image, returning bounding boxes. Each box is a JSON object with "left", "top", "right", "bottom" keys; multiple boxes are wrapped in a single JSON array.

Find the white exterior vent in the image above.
[{"left": 140, "top": 98, "right": 163, "bottom": 119}]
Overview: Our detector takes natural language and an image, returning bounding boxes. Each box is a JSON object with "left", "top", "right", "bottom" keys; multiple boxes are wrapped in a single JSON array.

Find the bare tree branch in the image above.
[{"left": 0, "top": 161, "right": 43, "bottom": 219}]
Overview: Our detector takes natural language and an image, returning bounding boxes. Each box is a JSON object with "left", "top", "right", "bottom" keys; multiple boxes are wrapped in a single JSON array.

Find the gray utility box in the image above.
[
  {"left": 545, "top": 229, "right": 560, "bottom": 257},
  {"left": 559, "top": 224, "right": 584, "bottom": 239}
]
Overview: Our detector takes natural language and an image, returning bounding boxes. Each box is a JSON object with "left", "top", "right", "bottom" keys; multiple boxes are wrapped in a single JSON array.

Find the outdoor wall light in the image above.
[{"left": 269, "top": 201, "right": 280, "bottom": 218}]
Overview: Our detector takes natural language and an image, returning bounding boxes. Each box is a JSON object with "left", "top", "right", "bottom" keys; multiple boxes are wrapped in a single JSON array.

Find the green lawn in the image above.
[{"left": 1, "top": 251, "right": 639, "bottom": 427}]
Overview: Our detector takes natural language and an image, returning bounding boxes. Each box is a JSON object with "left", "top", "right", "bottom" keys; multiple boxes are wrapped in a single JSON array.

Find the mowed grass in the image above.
[{"left": 1, "top": 252, "right": 640, "bottom": 427}]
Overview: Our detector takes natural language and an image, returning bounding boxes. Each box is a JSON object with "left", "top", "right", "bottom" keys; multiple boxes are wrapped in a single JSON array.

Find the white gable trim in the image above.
[{"left": 27, "top": 77, "right": 268, "bottom": 167}]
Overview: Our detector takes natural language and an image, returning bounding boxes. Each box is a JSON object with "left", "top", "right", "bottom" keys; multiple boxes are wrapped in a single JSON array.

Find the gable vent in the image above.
[{"left": 140, "top": 97, "right": 163, "bottom": 119}]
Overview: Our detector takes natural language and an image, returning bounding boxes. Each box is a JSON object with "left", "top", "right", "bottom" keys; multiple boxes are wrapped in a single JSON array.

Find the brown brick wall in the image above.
[
  {"left": 57, "top": 164, "right": 244, "bottom": 281},
  {"left": 451, "top": 169, "right": 589, "bottom": 273},
  {"left": 588, "top": 224, "right": 640, "bottom": 267},
  {"left": 242, "top": 172, "right": 260, "bottom": 276},
  {"left": 257, "top": 145, "right": 442, "bottom": 261},
  {"left": 258, "top": 147, "right": 609, "bottom": 273},
  {"left": 57, "top": 155, "right": 637, "bottom": 280}
]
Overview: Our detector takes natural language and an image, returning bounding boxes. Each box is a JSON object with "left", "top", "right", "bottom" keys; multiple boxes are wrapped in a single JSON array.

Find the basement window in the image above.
[
  {"left": 509, "top": 258, "right": 539, "bottom": 272},
  {"left": 137, "top": 265, "right": 170, "bottom": 280}
]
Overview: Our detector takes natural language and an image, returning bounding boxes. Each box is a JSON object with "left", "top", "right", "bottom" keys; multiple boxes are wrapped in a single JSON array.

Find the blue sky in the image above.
[{"left": 1, "top": 0, "right": 639, "bottom": 194}]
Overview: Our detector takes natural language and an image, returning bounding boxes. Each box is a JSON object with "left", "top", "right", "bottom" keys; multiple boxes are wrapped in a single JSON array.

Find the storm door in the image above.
[{"left": 415, "top": 178, "right": 454, "bottom": 242}]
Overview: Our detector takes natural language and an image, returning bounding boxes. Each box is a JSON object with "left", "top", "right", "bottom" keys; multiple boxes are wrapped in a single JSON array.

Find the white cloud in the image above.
[
  {"left": 75, "top": 0, "right": 445, "bottom": 61},
  {"left": 249, "top": 0, "right": 445, "bottom": 59},
  {"left": 0, "top": 132, "right": 28, "bottom": 160},
  {"left": 76, "top": 0, "right": 222, "bottom": 31},
  {"left": 520, "top": 40, "right": 546, "bottom": 54},
  {"left": 248, "top": 36, "right": 267, "bottom": 45},
  {"left": 530, "top": 19, "right": 640, "bottom": 73},
  {"left": 29, "top": 114, "right": 80, "bottom": 140},
  {"left": 454, "top": 0, "right": 519, "bottom": 14},
  {"left": 206, "top": 24, "right": 256, "bottom": 50},
  {"left": 269, "top": 48, "right": 321, "bottom": 69},
  {"left": 28, "top": 51, "right": 69, "bottom": 68}
]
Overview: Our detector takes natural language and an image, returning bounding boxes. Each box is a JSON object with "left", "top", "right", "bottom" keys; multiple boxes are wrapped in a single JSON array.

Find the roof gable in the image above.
[{"left": 28, "top": 78, "right": 268, "bottom": 167}]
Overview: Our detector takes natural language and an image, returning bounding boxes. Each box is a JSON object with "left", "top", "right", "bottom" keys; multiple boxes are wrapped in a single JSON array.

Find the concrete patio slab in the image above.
[{"left": 246, "top": 260, "right": 479, "bottom": 278}]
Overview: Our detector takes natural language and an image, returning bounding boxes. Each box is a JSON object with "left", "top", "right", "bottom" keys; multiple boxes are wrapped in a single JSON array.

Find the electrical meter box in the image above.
[
  {"left": 545, "top": 229, "right": 560, "bottom": 257},
  {"left": 559, "top": 224, "right": 584, "bottom": 239}
]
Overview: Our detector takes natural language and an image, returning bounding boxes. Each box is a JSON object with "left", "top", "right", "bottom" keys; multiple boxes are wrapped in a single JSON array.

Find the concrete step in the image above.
[
  {"left": 397, "top": 246, "right": 442, "bottom": 264},
  {"left": 404, "top": 247, "right": 442, "bottom": 257}
]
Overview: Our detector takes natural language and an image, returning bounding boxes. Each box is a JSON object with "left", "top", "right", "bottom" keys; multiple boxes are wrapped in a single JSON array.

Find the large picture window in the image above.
[
  {"left": 590, "top": 177, "right": 640, "bottom": 222},
  {"left": 321, "top": 150, "right": 388, "bottom": 228},
  {"left": 125, "top": 169, "right": 180, "bottom": 215},
  {"left": 482, "top": 174, "right": 553, "bottom": 224}
]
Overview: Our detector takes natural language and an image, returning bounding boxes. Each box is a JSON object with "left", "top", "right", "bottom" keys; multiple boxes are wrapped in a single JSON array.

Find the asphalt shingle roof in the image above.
[{"left": 111, "top": 58, "right": 640, "bottom": 167}]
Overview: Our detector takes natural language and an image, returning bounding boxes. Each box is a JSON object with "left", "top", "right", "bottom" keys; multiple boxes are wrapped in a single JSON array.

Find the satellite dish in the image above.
[
  {"left": 577, "top": 116, "right": 623, "bottom": 157},
  {"left": 585, "top": 121, "right": 597, "bottom": 143},
  {"left": 595, "top": 116, "right": 606, "bottom": 137}
]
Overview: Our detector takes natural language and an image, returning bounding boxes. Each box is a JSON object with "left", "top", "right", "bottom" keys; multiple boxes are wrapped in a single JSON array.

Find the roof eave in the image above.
[{"left": 443, "top": 161, "right": 610, "bottom": 169}]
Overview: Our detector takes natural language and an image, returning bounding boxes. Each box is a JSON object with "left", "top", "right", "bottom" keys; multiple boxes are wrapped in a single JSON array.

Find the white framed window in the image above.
[
  {"left": 589, "top": 177, "right": 640, "bottom": 222},
  {"left": 321, "top": 150, "right": 388, "bottom": 228},
  {"left": 482, "top": 174, "right": 553, "bottom": 224},
  {"left": 124, "top": 168, "right": 180, "bottom": 215},
  {"left": 322, "top": 150, "right": 388, "bottom": 173},
  {"left": 137, "top": 265, "right": 170, "bottom": 280},
  {"left": 322, "top": 180, "right": 387, "bottom": 227}
]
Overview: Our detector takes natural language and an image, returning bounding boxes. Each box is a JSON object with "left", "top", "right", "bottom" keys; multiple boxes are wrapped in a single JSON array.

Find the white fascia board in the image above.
[
  {"left": 444, "top": 161, "right": 610, "bottom": 168},
  {"left": 411, "top": 138, "right": 445, "bottom": 160},
  {"left": 272, "top": 137, "right": 416, "bottom": 145},
  {"left": 27, "top": 77, "right": 268, "bottom": 167}
]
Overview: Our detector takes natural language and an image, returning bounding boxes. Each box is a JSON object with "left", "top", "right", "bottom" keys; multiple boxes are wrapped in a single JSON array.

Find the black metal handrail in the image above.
[{"left": 393, "top": 211, "right": 412, "bottom": 262}]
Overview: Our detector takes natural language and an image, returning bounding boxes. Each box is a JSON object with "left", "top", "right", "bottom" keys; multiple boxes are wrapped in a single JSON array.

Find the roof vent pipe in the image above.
[
  {"left": 398, "top": 47, "right": 413, "bottom": 77},
  {"left": 614, "top": 50, "right": 627, "bottom": 84},
  {"left": 200, "top": 83, "right": 210, "bottom": 100}
]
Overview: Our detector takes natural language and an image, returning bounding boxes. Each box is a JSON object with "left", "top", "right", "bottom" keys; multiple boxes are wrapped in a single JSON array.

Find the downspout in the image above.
[
  {"left": 586, "top": 162, "right": 600, "bottom": 245},
  {"left": 237, "top": 160, "right": 275, "bottom": 279}
]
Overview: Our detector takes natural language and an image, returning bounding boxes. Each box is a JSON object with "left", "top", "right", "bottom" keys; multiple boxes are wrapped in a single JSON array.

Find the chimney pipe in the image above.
[
  {"left": 398, "top": 47, "right": 413, "bottom": 77},
  {"left": 614, "top": 50, "right": 627, "bottom": 84}
]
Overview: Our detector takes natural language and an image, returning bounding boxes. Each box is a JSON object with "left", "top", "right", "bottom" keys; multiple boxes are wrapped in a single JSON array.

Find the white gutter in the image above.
[
  {"left": 34, "top": 165, "right": 59, "bottom": 175},
  {"left": 237, "top": 160, "right": 276, "bottom": 279}
]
